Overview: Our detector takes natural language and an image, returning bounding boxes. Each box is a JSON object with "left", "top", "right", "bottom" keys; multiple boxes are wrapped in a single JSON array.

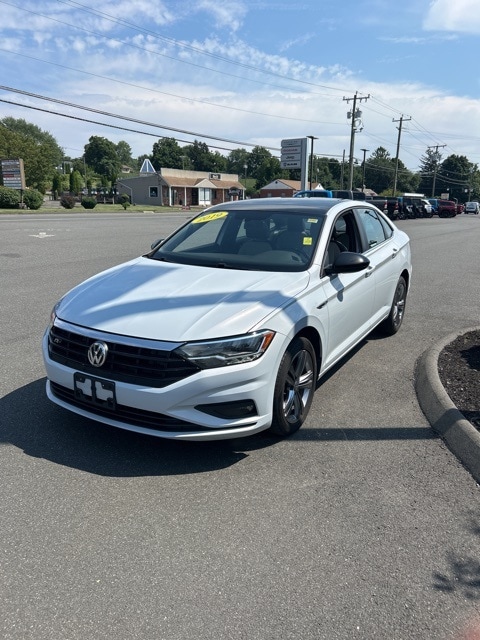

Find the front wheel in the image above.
[
  {"left": 269, "top": 337, "right": 317, "bottom": 437},
  {"left": 379, "top": 276, "right": 407, "bottom": 336}
]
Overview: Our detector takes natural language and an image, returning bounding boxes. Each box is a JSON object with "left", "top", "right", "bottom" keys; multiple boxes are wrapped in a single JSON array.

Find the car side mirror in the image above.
[{"left": 325, "top": 252, "right": 370, "bottom": 275}]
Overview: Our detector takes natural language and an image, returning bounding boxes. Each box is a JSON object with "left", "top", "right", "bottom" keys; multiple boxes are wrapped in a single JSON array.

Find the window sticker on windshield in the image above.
[
  {"left": 303, "top": 237, "right": 313, "bottom": 246},
  {"left": 193, "top": 211, "right": 228, "bottom": 224},
  {"left": 307, "top": 218, "right": 319, "bottom": 223}
]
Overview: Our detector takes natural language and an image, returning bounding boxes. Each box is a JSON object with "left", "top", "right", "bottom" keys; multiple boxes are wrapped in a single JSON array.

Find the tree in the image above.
[
  {"left": 209, "top": 151, "right": 228, "bottom": 172},
  {"left": 84, "top": 136, "right": 121, "bottom": 186},
  {"left": 364, "top": 147, "right": 395, "bottom": 194},
  {"left": 151, "top": 137, "right": 184, "bottom": 170},
  {"left": 248, "top": 146, "right": 272, "bottom": 178},
  {"left": 418, "top": 147, "right": 443, "bottom": 197},
  {"left": 254, "top": 156, "right": 283, "bottom": 191},
  {"left": 395, "top": 159, "right": 420, "bottom": 194},
  {"left": 51, "top": 171, "right": 63, "bottom": 199},
  {"left": 0, "top": 117, "right": 64, "bottom": 191},
  {"left": 115, "top": 140, "right": 133, "bottom": 167},
  {"left": 227, "top": 148, "right": 250, "bottom": 176},
  {"left": 69, "top": 170, "right": 83, "bottom": 195},
  {"left": 182, "top": 140, "right": 214, "bottom": 172},
  {"left": 436, "top": 154, "right": 475, "bottom": 202},
  {"left": 312, "top": 157, "right": 334, "bottom": 188}
]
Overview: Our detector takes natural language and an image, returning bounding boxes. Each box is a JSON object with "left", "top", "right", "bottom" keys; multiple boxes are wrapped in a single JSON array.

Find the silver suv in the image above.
[{"left": 464, "top": 201, "right": 480, "bottom": 214}]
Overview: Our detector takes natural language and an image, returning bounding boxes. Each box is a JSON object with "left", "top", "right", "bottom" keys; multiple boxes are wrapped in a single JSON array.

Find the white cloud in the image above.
[
  {"left": 195, "top": 0, "right": 248, "bottom": 32},
  {"left": 424, "top": 0, "right": 480, "bottom": 34},
  {"left": 278, "top": 33, "right": 316, "bottom": 53}
]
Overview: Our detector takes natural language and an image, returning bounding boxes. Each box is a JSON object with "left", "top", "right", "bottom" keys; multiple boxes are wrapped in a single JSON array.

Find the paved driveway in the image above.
[{"left": 1, "top": 212, "right": 479, "bottom": 640}]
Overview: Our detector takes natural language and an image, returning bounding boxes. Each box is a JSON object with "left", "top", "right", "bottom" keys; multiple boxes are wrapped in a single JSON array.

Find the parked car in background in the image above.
[
  {"left": 43, "top": 197, "right": 412, "bottom": 441},
  {"left": 330, "top": 190, "right": 366, "bottom": 201},
  {"left": 428, "top": 198, "right": 439, "bottom": 214},
  {"left": 437, "top": 200, "right": 457, "bottom": 218},
  {"left": 464, "top": 201, "right": 480, "bottom": 214},
  {"left": 366, "top": 196, "right": 389, "bottom": 217},
  {"left": 401, "top": 196, "right": 431, "bottom": 218},
  {"left": 294, "top": 189, "right": 333, "bottom": 198},
  {"left": 421, "top": 199, "right": 433, "bottom": 216}
]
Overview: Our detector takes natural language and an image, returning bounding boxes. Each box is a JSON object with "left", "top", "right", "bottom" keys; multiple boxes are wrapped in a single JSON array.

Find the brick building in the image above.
[{"left": 116, "top": 168, "right": 244, "bottom": 207}]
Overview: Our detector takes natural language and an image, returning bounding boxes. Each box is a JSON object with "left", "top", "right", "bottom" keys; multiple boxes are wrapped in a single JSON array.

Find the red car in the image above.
[{"left": 437, "top": 200, "right": 456, "bottom": 218}]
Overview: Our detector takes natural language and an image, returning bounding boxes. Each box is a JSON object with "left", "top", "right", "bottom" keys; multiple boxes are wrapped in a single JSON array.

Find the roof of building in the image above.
[
  {"left": 117, "top": 168, "right": 243, "bottom": 190},
  {"left": 260, "top": 179, "right": 323, "bottom": 191}
]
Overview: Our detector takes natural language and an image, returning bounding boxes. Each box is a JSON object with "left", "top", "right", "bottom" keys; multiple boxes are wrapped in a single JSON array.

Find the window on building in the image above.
[
  {"left": 149, "top": 187, "right": 158, "bottom": 198},
  {"left": 198, "top": 188, "right": 211, "bottom": 206}
]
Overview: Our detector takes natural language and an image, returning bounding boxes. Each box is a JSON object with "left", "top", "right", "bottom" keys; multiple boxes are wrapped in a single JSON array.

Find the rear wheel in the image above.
[
  {"left": 269, "top": 337, "right": 317, "bottom": 437},
  {"left": 379, "top": 276, "right": 407, "bottom": 336}
]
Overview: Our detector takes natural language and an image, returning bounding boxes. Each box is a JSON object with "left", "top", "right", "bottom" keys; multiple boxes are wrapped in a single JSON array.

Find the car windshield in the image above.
[{"left": 149, "top": 208, "right": 326, "bottom": 272}]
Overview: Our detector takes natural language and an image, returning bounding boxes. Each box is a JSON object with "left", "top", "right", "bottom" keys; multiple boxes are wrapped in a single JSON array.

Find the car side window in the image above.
[
  {"left": 323, "top": 211, "right": 359, "bottom": 271},
  {"left": 357, "top": 208, "right": 387, "bottom": 249}
]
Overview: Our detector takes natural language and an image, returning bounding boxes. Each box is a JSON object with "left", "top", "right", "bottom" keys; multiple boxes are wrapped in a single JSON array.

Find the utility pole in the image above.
[
  {"left": 340, "top": 149, "right": 345, "bottom": 189},
  {"left": 392, "top": 115, "right": 411, "bottom": 196},
  {"left": 360, "top": 148, "right": 369, "bottom": 192},
  {"left": 427, "top": 144, "right": 446, "bottom": 197},
  {"left": 343, "top": 92, "right": 370, "bottom": 190}
]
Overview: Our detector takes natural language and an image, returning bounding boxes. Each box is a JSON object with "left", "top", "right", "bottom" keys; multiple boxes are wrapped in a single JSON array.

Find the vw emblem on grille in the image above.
[{"left": 87, "top": 341, "right": 108, "bottom": 367}]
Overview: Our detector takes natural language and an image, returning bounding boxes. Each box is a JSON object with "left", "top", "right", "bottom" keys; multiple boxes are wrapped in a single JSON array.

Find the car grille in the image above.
[
  {"left": 50, "top": 382, "right": 205, "bottom": 432},
  {"left": 48, "top": 325, "right": 200, "bottom": 388}
]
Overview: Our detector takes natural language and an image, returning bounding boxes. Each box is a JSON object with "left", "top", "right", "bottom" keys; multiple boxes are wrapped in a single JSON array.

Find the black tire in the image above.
[
  {"left": 269, "top": 337, "right": 317, "bottom": 437},
  {"left": 379, "top": 276, "right": 407, "bottom": 336}
]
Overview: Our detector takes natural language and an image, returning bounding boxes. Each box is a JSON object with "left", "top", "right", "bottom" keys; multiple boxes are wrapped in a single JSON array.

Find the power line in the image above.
[
  {"left": 0, "top": 97, "right": 269, "bottom": 154},
  {"left": 0, "top": 48, "right": 346, "bottom": 128},
  {"left": 0, "top": 85, "right": 282, "bottom": 150},
  {"left": 0, "top": 0, "right": 348, "bottom": 98}
]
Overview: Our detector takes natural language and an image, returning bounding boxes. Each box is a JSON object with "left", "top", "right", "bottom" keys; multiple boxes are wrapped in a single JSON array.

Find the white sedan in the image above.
[{"left": 43, "top": 198, "right": 412, "bottom": 441}]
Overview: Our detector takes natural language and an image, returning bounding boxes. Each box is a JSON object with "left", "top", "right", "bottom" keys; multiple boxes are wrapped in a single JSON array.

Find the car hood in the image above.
[{"left": 56, "top": 257, "right": 310, "bottom": 342}]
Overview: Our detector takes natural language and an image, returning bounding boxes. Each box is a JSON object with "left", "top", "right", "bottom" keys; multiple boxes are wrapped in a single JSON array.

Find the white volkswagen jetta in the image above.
[{"left": 43, "top": 197, "right": 412, "bottom": 441}]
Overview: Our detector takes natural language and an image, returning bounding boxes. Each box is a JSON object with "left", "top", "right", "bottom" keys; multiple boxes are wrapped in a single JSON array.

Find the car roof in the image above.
[{"left": 206, "top": 197, "right": 349, "bottom": 215}]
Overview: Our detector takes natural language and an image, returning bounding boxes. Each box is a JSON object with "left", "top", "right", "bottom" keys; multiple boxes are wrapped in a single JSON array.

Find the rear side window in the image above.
[{"left": 357, "top": 208, "right": 390, "bottom": 249}]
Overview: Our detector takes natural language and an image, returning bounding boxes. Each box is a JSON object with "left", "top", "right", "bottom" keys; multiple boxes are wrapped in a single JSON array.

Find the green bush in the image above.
[
  {"left": 119, "top": 192, "right": 131, "bottom": 210},
  {"left": 0, "top": 186, "right": 21, "bottom": 209},
  {"left": 23, "top": 189, "right": 44, "bottom": 210},
  {"left": 60, "top": 195, "right": 76, "bottom": 209},
  {"left": 81, "top": 197, "right": 97, "bottom": 209}
]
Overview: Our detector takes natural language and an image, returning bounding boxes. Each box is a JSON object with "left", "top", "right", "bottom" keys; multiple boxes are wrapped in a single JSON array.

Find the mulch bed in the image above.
[{"left": 437, "top": 330, "right": 480, "bottom": 431}]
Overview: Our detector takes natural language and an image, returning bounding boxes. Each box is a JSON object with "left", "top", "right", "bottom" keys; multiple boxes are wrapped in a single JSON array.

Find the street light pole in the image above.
[
  {"left": 243, "top": 163, "right": 248, "bottom": 199},
  {"left": 306, "top": 136, "right": 318, "bottom": 189}
]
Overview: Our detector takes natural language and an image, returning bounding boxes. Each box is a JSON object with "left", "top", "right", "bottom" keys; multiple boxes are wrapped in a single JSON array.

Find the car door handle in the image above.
[
  {"left": 392, "top": 248, "right": 399, "bottom": 259},
  {"left": 365, "top": 266, "right": 375, "bottom": 277}
]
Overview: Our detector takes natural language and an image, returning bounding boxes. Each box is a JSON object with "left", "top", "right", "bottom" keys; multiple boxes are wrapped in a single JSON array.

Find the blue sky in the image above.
[{"left": 1, "top": 0, "right": 479, "bottom": 170}]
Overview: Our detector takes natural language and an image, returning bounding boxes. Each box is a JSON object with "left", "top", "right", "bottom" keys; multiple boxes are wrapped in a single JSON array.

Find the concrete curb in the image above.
[{"left": 415, "top": 326, "right": 480, "bottom": 484}]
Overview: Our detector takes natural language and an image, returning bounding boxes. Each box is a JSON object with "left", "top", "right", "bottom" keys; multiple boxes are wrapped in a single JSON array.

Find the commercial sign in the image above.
[
  {"left": 280, "top": 138, "right": 309, "bottom": 190},
  {"left": 1, "top": 158, "right": 26, "bottom": 190},
  {"left": 280, "top": 138, "right": 307, "bottom": 170}
]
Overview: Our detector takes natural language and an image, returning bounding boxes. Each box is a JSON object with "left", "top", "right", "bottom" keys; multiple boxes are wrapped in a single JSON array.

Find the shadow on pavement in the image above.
[
  {"left": 433, "top": 510, "right": 480, "bottom": 601},
  {"left": 1, "top": 377, "right": 438, "bottom": 478}
]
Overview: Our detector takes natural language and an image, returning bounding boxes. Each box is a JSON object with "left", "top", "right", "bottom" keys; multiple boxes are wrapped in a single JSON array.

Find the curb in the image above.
[{"left": 415, "top": 326, "right": 480, "bottom": 484}]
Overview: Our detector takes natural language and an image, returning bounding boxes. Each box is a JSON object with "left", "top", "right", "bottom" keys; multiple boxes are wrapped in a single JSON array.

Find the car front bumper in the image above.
[{"left": 42, "top": 329, "right": 284, "bottom": 441}]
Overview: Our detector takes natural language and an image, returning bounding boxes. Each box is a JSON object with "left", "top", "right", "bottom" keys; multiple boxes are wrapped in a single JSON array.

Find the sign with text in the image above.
[
  {"left": 1, "top": 158, "right": 26, "bottom": 190},
  {"left": 280, "top": 138, "right": 308, "bottom": 189}
]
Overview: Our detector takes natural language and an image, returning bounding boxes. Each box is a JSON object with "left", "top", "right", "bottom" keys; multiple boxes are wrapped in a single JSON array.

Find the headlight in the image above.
[
  {"left": 174, "top": 330, "right": 275, "bottom": 369},
  {"left": 48, "top": 300, "right": 62, "bottom": 330}
]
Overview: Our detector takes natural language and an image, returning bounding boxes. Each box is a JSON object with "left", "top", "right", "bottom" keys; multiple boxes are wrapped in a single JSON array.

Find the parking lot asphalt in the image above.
[{"left": 416, "top": 325, "right": 480, "bottom": 484}]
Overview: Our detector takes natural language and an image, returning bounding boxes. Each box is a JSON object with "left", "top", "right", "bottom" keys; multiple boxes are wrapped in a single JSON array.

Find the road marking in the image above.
[{"left": 29, "top": 231, "right": 55, "bottom": 238}]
